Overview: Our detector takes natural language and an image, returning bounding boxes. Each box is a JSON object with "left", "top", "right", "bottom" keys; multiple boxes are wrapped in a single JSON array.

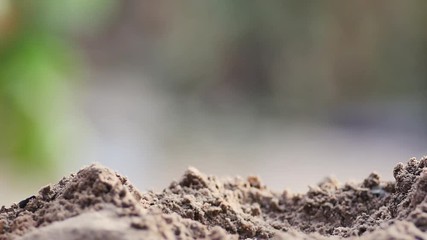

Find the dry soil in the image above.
[{"left": 1, "top": 158, "right": 427, "bottom": 239}]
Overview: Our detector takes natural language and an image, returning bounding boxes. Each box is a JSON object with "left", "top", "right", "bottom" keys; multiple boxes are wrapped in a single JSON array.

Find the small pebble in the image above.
[{"left": 18, "top": 196, "right": 36, "bottom": 208}]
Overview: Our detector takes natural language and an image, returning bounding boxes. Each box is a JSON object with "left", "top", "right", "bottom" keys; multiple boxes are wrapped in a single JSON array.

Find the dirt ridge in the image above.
[{"left": 1, "top": 158, "right": 427, "bottom": 239}]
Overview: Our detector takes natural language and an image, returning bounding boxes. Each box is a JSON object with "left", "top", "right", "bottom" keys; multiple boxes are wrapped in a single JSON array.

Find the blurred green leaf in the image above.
[{"left": 0, "top": 33, "right": 76, "bottom": 174}]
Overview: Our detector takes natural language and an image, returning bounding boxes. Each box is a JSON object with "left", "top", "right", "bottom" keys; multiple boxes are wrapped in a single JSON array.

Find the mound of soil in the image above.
[{"left": 1, "top": 158, "right": 427, "bottom": 239}]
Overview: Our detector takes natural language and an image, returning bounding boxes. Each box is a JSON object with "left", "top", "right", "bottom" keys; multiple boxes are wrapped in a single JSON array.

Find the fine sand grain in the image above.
[{"left": 1, "top": 158, "right": 427, "bottom": 239}]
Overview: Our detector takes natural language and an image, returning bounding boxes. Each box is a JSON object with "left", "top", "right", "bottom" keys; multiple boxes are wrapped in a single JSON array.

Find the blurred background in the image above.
[{"left": 1, "top": 0, "right": 427, "bottom": 204}]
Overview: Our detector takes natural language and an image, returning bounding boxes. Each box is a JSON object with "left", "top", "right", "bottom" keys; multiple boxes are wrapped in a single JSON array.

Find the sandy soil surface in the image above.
[{"left": 1, "top": 158, "right": 427, "bottom": 239}]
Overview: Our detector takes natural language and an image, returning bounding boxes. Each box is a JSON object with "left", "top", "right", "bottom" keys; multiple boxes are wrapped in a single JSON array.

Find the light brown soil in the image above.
[{"left": 1, "top": 158, "right": 427, "bottom": 239}]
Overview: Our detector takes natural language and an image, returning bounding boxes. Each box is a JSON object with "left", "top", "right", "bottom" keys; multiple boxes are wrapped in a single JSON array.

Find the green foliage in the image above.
[
  {"left": 0, "top": 33, "right": 75, "bottom": 173},
  {"left": 0, "top": 0, "right": 116, "bottom": 174}
]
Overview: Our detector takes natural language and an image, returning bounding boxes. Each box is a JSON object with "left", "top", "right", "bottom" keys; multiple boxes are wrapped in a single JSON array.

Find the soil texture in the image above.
[{"left": 2, "top": 158, "right": 427, "bottom": 239}]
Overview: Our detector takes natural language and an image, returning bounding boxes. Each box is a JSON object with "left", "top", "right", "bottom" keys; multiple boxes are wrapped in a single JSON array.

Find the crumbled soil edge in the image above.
[{"left": 1, "top": 158, "right": 427, "bottom": 239}]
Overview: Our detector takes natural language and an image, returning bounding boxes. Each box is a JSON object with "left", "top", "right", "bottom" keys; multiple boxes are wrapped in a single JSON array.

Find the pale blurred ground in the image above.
[
  {"left": 80, "top": 71, "right": 427, "bottom": 193},
  {"left": 2, "top": 71, "right": 426, "bottom": 204},
  {"left": 1, "top": 1, "right": 427, "bottom": 204}
]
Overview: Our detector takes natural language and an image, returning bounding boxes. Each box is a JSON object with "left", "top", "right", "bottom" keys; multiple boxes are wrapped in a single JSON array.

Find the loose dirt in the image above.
[{"left": 1, "top": 158, "right": 427, "bottom": 239}]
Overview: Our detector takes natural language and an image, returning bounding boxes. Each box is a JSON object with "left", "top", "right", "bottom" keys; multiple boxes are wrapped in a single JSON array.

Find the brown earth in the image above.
[{"left": 1, "top": 158, "right": 427, "bottom": 239}]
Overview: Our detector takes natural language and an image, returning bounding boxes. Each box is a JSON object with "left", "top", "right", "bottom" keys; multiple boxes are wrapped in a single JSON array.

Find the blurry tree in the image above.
[{"left": 113, "top": 1, "right": 427, "bottom": 119}]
